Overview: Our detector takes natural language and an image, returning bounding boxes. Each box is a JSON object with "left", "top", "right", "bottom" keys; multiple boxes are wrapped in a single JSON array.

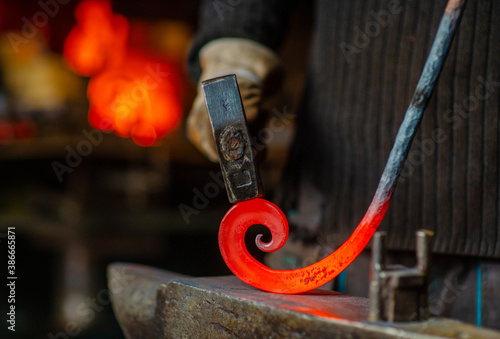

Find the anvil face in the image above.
[{"left": 108, "top": 263, "right": 500, "bottom": 339}]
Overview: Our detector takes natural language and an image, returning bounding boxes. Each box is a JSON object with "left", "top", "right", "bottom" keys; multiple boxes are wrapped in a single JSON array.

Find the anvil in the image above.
[{"left": 108, "top": 263, "right": 500, "bottom": 338}]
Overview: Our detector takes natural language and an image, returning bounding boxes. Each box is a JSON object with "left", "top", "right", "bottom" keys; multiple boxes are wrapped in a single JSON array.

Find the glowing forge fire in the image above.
[
  {"left": 86, "top": 55, "right": 181, "bottom": 146},
  {"left": 63, "top": 0, "right": 128, "bottom": 77},
  {"left": 64, "top": 0, "right": 182, "bottom": 146}
]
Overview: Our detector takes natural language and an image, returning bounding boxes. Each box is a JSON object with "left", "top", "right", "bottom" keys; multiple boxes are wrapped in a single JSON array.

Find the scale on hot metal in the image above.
[{"left": 108, "top": 0, "right": 500, "bottom": 337}]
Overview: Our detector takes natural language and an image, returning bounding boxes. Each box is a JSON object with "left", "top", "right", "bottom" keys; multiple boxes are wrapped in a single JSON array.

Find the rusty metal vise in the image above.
[{"left": 369, "top": 229, "right": 434, "bottom": 322}]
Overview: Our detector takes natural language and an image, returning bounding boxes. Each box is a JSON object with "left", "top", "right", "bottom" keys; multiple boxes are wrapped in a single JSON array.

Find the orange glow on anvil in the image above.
[{"left": 64, "top": 0, "right": 182, "bottom": 146}]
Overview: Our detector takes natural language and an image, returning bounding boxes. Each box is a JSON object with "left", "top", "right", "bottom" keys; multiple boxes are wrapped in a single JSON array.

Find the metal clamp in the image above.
[
  {"left": 369, "top": 230, "right": 434, "bottom": 322},
  {"left": 202, "top": 74, "right": 263, "bottom": 203}
]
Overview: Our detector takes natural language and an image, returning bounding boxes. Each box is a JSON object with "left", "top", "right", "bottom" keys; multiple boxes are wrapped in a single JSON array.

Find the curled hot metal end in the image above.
[{"left": 218, "top": 198, "right": 381, "bottom": 294}]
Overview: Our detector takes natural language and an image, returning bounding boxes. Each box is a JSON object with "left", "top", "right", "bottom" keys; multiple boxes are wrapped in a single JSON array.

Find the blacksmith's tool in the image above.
[
  {"left": 202, "top": 74, "right": 263, "bottom": 203},
  {"left": 369, "top": 230, "right": 434, "bottom": 322},
  {"left": 108, "top": 263, "right": 500, "bottom": 338},
  {"left": 201, "top": 0, "right": 468, "bottom": 294}
]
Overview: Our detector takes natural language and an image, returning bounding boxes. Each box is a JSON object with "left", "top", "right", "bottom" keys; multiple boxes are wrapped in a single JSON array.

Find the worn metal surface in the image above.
[
  {"left": 202, "top": 75, "right": 263, "bottom": 203},
  {"left": 109, "top": 263, "right": 500, "bottom": 338},
  {"left": 369, "top": 230, "right": 433, "bottom": 322},
  {"left": 107, "top": 264, "right": 189, "bottom": 338}
]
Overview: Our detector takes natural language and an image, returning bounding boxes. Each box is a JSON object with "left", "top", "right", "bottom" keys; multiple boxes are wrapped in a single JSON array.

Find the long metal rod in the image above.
[{"left": 369, "top": 0, "right": 468, "bottom": 216}]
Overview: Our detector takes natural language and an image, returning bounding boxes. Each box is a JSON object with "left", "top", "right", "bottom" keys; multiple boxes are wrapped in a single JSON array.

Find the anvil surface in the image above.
[{"left": 108, "top": 263, "right": 500, "bottom": 339}]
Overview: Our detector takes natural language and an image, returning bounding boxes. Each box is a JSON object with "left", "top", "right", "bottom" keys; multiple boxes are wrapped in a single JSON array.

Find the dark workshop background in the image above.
[{"left": 0, "top": 0, "right": 309, "bottom": 338}]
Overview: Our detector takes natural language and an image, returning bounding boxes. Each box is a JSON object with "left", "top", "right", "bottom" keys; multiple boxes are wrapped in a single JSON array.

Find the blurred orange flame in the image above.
[
  {"left": 63, "top": 0, "right": 182, "bottom": 146},
  {"left": 63, "top": 0, "right": 128, "bottom": 77}
]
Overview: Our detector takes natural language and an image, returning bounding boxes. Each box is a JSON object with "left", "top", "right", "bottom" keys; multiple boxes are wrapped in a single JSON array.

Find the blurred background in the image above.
[{"left": 0, "top": 0, "right": 310, "bottom": 337}]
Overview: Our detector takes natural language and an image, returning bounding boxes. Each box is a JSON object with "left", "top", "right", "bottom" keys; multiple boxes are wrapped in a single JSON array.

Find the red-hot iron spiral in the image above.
[{"left": 219, "top": 198, "right": 388, "bottom": 294}]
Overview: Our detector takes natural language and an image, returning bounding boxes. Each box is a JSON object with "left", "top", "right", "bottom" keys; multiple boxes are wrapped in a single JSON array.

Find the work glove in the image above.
[{"left": 186, "top": 38, "right": 282, "bottom": 162}]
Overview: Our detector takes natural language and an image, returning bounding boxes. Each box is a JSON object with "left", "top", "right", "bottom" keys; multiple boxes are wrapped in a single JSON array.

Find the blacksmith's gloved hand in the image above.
[{"left": 186, "top": 38, "right": 282, "bottom": 162}]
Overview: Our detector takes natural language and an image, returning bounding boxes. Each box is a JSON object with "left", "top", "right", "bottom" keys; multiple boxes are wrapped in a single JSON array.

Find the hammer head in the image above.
[{"left": 202, "top": 74, "right": 263, "bottom": 203}]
